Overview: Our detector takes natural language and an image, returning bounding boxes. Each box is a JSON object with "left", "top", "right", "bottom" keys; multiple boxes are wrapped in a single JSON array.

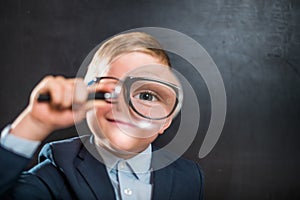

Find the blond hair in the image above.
[{"left": 85, "top": 32, "right": 170, "bottom": 82}]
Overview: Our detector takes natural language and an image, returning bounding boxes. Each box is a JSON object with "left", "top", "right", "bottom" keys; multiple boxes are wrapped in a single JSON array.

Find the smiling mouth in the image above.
[{"left": 106, "top": 118, "right": 137, "bottom": 127}]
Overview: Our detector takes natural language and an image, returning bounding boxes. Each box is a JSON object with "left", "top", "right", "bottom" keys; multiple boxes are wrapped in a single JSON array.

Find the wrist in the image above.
[{"left": 10, "top": 109, "right": 52, "bottom": 141}]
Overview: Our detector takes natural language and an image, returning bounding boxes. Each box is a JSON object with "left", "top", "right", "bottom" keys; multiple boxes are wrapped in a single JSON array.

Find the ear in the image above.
[{"left": 158, "top": 118, "right": 172, "bottom": 135}]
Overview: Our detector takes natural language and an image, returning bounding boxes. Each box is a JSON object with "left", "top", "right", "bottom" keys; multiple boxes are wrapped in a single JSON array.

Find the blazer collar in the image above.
[{"left": 76, "top": 137, "right": 116, "bottom": 200}]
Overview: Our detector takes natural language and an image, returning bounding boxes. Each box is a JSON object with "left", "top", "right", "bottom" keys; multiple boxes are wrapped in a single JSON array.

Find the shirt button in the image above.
[{"left": 124, "top": 188, "right": 132, "bottom": 196}]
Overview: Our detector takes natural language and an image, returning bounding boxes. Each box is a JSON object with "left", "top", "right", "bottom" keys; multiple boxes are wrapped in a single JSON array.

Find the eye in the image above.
[{"left": 133, "top": 91, "right": 158, "bottom": 102}]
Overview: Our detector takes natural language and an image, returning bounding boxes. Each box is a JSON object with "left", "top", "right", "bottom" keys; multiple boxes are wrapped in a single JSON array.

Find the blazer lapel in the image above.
[
  {"left": 152, "top": 165, "right": 174, "bottom": 200},
  {"left": 151, "top": 147, "right": 175, "bottom": 200},
  {"left": 76, "top": 143, "right": 116, "bottom": 200}
]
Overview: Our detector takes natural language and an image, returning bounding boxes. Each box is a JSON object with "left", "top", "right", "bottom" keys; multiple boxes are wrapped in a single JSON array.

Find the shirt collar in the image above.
[
  {"left": 95, "top": 143, "right": 152, "bottom": 175},
  {"left": 126, "top": 145, "right": 152, "bottom": 175}
]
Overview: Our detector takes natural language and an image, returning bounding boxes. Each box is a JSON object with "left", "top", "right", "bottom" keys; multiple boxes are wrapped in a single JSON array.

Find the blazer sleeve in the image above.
[
  {"left": 8, "top": 160, "right": 63, "bottom": 199},
  {"left": 2, "top": 144, "right": 71, "bottom": 200},
  {"left": 0, "top": 146, "right": 30, "bottom": 195}
]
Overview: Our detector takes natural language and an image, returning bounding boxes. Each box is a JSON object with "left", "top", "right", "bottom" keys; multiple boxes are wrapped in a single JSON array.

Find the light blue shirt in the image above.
[
  {"left": 0, "top": 125, "right": 40, "bottom": 158},
  {"left": 95, "top": 143, "right": 153, "bottom": 200}
]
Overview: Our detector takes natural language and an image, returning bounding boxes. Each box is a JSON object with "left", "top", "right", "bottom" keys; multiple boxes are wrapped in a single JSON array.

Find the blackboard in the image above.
[{"left": 0, "top": 0, "right": 299, "bottom": 199}]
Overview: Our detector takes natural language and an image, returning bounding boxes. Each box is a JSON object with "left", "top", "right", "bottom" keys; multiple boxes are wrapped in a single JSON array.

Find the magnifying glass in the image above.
[{"left": 38, "top": 64, "right": 183, "bottom": 139}]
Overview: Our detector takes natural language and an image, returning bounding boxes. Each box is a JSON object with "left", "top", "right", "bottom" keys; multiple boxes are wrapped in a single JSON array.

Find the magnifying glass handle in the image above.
[{"left": 37, "top": 92, "right": 112, "bottom": 102}]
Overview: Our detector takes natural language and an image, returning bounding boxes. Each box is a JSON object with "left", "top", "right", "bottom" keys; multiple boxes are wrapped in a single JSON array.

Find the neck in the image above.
[{"left": 94, "top": 137, "right": 148, "bottom": 160}]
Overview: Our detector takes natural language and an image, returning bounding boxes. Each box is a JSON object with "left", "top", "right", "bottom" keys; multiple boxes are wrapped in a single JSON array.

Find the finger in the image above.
[
  {"left": 31, "top": 75, "right": 54, "bottom": 102},
  {"left": 32, "top": 76, "right": 88, "bottom": 110},
  {"left": 37, "top": 76, "right": 72, "bottom": 109},
  {"left": 47, "top": 76, "right": 66, "bottom": 107},
  {"left": 32, "top": 76, "right": 64, "bottom": 107},
  {"left": 72, "top": 99, "right": 107, "bottom": 114},
  {"left": 72, "top": 78, "right": 88, "bottom": 105},
  {"left": 72, "top": 99, "right": 109, "bottom": 124},
  {"left": 59, "top": 78, "right": 73, "bottom": 108}
]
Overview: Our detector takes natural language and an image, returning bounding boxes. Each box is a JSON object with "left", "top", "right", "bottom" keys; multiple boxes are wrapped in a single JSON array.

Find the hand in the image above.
[{"left": 10, "top": 76, "right": 94, "bottom": 141}]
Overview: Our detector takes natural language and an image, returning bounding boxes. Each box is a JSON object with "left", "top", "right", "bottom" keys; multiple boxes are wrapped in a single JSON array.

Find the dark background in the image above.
[{"left": 0, "top": 0, "right": 299, "bottom": 199}]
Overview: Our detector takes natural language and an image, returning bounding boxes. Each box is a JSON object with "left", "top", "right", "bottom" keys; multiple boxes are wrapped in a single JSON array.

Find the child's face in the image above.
[{"left": 87, "top": 52, "right": 172, "bottom": 155}]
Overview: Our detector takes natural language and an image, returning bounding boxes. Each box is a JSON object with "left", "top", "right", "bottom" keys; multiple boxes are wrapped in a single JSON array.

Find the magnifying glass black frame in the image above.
[{"left": 123, "top": 76, "right": 180, "bottom": 120}]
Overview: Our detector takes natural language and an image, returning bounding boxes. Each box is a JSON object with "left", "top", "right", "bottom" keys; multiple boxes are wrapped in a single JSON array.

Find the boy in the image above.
[{"left": 0, "top": 32, "right": 204, "bottom": 199}]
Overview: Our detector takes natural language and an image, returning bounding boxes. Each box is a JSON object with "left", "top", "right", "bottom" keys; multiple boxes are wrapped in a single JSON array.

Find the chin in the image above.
[{"left": 109, "top": 134, "right": 143, "bottom": 153}]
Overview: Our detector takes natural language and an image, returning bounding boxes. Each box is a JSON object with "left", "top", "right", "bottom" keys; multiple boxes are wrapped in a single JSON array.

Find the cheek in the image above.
[
  {"left": 95, "top": 109, "right": 106, "bottom": 122},
  {"left": 86, "top": 105, "right": 111, "bottom": 134},
  {"left": 95, "top": 104, "right": 112, "bottom": 121}
]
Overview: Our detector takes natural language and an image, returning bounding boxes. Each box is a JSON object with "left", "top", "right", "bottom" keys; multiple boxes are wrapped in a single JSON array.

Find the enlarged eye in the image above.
[{"left": 134, "top": 91, "right": 158, "bottom": 102}]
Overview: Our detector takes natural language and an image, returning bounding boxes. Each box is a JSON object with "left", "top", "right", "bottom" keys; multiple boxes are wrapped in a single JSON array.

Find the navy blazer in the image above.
[{"left": 2, "top": 136, "right": 204, "bottom": 200}]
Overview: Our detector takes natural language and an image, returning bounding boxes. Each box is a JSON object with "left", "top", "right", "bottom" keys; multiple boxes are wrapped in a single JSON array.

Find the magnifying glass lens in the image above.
[{"left": 125, "top": 77, "right": 179, "bottom": 120}]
